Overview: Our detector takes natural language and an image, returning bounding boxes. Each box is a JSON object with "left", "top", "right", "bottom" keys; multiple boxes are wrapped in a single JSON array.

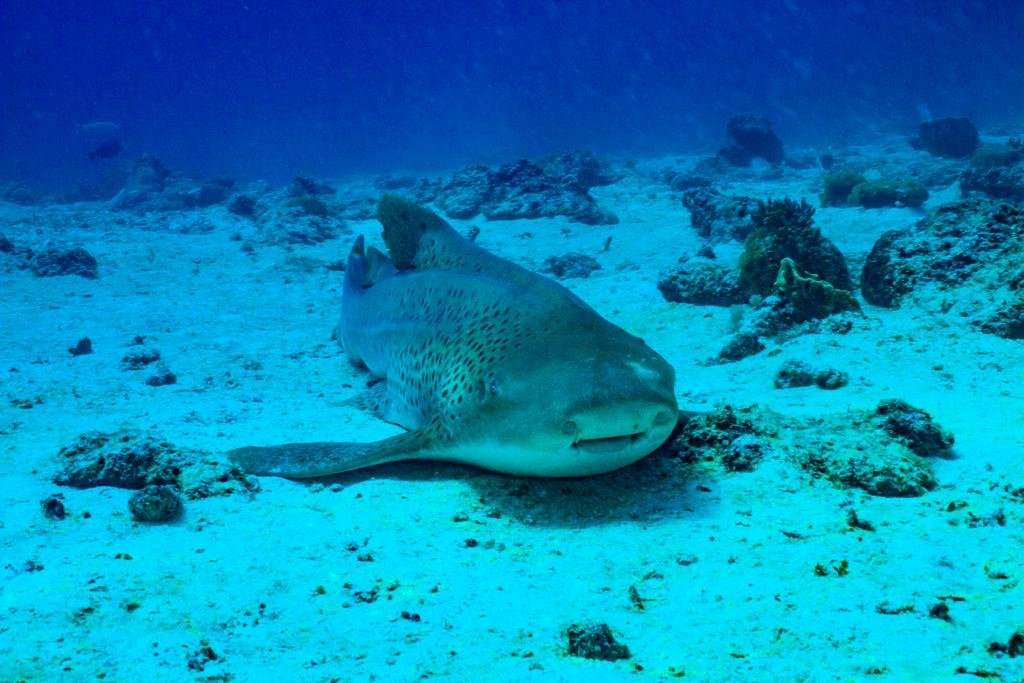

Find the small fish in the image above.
[{"left": 88, "top": 140, "right": 122, "bottom": 160}]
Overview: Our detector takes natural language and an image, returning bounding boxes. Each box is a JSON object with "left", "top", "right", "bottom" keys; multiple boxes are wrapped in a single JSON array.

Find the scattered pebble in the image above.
[
  {"left": 29, "top": 246, "right": 99, "bottom": 279},
  {"left": 875, "top": 399, "right": 955, "bottom": 456},
  {"left": 68, "top": 337, "right": 93, "bottom": 356},
  {"left": 774, "top": 359, "right": 849, "bottom": 390},
  {"left": 566, "top": 623, "right": 631, "bottom": 661},
  {"left": 40, "top": 493, "right": 66, "bottom": 520},
  {"left": 544, "top": 253, "right": 601, "bottom": 279},
  {"left": 128, "top": 484, "right": 183, "bottom": 522},
  {"left": 145, "top": 363, "right": 177, "bottom": 386},
  {"left": 121, "top": 346, "right": 161, "bottom": 370},
  {"left": 722, "top": 434, "right": 769, "bottom": 472}
]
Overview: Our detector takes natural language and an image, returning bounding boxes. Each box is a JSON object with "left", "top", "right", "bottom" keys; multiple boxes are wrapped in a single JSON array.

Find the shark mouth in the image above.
[{"left": 572, "top": 431, "right": 648, "bottom": 454}]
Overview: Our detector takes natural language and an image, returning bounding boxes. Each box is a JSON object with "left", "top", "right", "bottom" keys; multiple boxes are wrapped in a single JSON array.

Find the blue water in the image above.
[{"left": 2, "top": 0, "right": 1022, "bottom": 187}]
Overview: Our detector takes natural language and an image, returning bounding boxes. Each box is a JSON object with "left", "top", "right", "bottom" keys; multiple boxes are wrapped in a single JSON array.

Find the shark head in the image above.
[{"left": 437, "top": 315, "right": 679, "bottom": 477}]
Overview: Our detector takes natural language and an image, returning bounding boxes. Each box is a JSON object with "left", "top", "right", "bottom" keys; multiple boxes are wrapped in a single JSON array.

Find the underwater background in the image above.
[
  {"left": 3, "top": 0, "right": 1023, "bottom": 187},
  {"left": 2, "top": 1, "right": 1024, "bottom": 681}
]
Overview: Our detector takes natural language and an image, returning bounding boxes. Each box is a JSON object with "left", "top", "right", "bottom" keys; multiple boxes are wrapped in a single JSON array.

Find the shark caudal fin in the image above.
[{"left": 227, "top": 428, "right": 432, "bottom": 479}]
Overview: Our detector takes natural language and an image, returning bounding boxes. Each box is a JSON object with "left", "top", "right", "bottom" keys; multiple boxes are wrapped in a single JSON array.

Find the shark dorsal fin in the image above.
[
  {"left": 377, "top": 194, "right": 461, "bottom": 270},
  {"left": 376, "top": 194, "right": 596, "bottom": 309}
]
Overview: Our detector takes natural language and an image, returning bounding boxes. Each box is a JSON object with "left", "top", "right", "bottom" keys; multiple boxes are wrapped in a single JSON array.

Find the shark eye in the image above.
[
  {"left": 478, "top": 374, "right": 501, "bottom": 401},
  {"left": 561, "top": 420, "right": 577, "bottom": 435}
]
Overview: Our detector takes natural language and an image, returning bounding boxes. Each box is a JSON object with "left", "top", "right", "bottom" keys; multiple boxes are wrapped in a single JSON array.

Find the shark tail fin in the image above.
[
  {"left": 345, "top": 234, "right": 396, "bottom": 291},
  {"left": 227, "top": 428, "right": 432, "bottom": 479}
]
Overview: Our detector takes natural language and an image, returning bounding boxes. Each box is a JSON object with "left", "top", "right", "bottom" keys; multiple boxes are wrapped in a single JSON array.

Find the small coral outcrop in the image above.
[
  {"left": 821, "top": 170, "right": 867, "bottom": 207},
  {"left": 738, "top": 198, "right": 851, "bottom": 297},
  {"left": 565, "top": 623, "right": 631, "bottom": 661},
  {"left": 543, "top": 253, "right": 602, "bottom": 279},
  {"left": 911, "top": 117, "right": 980, "bottom": 158},
  {"left": 681, "top": 187, "right": 757, "bottom": 242},
  {"left": 861, "top": 199, "right": 1024, "bottom": 315},
  {"left": 822, "top": 170, "right": 928, "bottom": 209},
  {"left": 54, "top": 430, "right": 259, "bottom": 508},
  {"left": 669, "top": 402, "right": 951, "bottom": 498},
  {"left": 434, "top": 152, "right": 620, "bottom": 225},
  {"left": 772, "top": 258, "right": 860, "bottom": 322},
  {"left": 657, "top": 258, "right": 746, "bottom": 306},
  {"left": 960, "top": 138, "right": 1024, "bottom": 202},
  {"left": 717, "top": 115, "right": 784, "bottom": 166},
  {"left": 848, "top": 180, "right": 929, "bottom": 209}
]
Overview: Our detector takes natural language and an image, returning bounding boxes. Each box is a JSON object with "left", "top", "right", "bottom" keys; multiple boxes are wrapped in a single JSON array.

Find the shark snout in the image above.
[{"left": 567, "top": 401, "right": 676, "bottom": 443}]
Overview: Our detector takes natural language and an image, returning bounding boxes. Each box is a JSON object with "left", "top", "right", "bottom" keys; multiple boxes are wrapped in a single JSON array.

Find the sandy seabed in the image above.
[{"left": 1, "top": 149, "right": 1022, "bottom": 682}]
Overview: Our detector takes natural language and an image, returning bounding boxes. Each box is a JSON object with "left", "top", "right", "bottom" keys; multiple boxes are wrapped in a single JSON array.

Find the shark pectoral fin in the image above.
[
  {"left": 227, "top": 429, "right": 432, "bottom": 479},
  {"left": 342, "top": 381, "right": 389, "bottom": 418}
]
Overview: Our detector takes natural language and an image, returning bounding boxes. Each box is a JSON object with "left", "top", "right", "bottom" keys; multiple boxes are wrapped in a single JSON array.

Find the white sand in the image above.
[{"left": 1, "top": 157, "right": 1022, "bottom": 682}]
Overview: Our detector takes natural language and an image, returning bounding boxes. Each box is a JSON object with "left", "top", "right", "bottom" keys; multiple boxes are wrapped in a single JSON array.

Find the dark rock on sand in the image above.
[
  {"left": 54, "top": 429, "right": 258, "bottom": 500},
  {"left": 537, "top": 150, "right": 623, "bottom": 190},
  {"left": 773, "top": 360, "right": 817, "bottom": 388},
  {"left": 565, "top": 623, "right": 631, "bottom": 661},
  {"left": 55, "top": 431, "right": 185, "bottom": 489},
  {"left": 977, "top": 299, "right": 1024, "bottom": 340},
  {"left": 874, "top": 399, "right": 955, "bottom": 457},
  {"left": 257, "top": 190, "right": 348, "bottom": 245},
  {"left": 434, "top": 165, "right": 491, "bottom": 219},
  {"left": 960, "top": 140, "right": 1024, "bottom": 202},
  {"left": 544, "top": 253, "right": 601, "bottom": 279},
  {"left": 69, "top": 337, "right": 93, "bottom": 356},
  {"left": 774, "top": 359, "right": 848, "bottom": 390},
  {"left": 794, "top": 401, "right": 951, "bottom": 497},
  {"left": 121, "top": 346, "right": 161, "bottom": 370},
  {"left": 814, "top": 368, "right": 849, "bottom": 390},
  {"left": 435, "top": 158, "right": 618, "bottom": 225},
  {"left": 107, "top": 156, "right": 234, "bottom": 212},
  {"left": 714, "top": 331, "right": 767, "bottom": 363},
  {"left": 109, "top": 155, "right": 172, "bottom": 209},
  {"left": 186, "top": 177, "right": 235, "bottom": 208},
  {"left": 145, "top": 363, "right": 177, "bottom": 387},
  {"left": 41, "top": 493, "right": 67, "bottom": 520},
  {"left": 722, "top": 434, "right": 771, "bottom": 472},
  {"left": 711, "top": 288, "right": 860, "bottom": 364},
  {"left": 861, "top": 199, "right": 1024, "bottom": 309},
  {"left": 681, "top": 187, "right": 757, "bottom": 243},
  {"left": 718, "top": 114, "right": 785, "bottom": 166},
  {"left": 29, "top": 247, "right": 99, "bottom": 279},
  {"left": 129, "top": 484, "right": 184, "bottom": 522},
  {"left": 228, "top": 193, "right": 258, "bottom": 217},
  {"left": 657, "top": 259, "right": 745, "bottom": 306},
  {"left": 672, "top": 404, "right": 945, "bottom": 497},
  {"left": 911, "top": 117, "right": 979, "bottom": 159},
  {"left": 663, "top": 172, "right": 712, "bottom": 192}
]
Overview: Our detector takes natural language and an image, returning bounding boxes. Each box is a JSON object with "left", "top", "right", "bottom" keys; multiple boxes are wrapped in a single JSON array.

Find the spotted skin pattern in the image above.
[{"left": 229, "top": 195, "right": 678, "bottom": 478}]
